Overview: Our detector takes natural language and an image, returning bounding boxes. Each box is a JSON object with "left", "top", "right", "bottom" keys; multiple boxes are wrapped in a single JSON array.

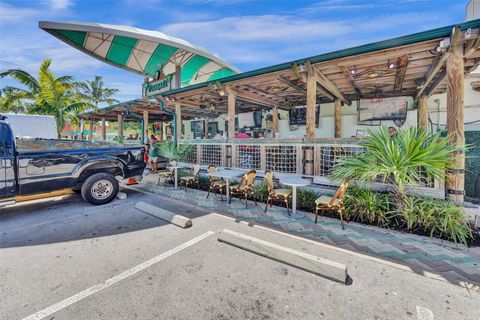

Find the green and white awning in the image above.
[{"left": 39, "top": 21, "right": 239, "bottom": 86}]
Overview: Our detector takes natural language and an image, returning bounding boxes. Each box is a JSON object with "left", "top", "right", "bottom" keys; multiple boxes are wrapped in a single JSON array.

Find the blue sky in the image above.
[{"left": 0, "top": 0, "right": 471, "bottom": 103}]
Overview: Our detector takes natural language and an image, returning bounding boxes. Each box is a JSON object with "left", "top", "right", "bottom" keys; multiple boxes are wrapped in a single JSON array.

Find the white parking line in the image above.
[
  {"left": 416, "top": 305, "right": 434, "bottom": 320},
  {"left": 22, "top": 231, "right": 215, "bottom": 320}
]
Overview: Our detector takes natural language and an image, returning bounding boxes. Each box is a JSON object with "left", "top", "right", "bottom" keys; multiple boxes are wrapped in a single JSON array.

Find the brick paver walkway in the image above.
[{"left": 132, "top": 178, "right": 480, "bottom": 288}]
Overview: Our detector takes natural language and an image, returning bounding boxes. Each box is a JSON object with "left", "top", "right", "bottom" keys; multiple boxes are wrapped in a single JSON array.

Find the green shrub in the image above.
[
  {"left": 297, "top": 189, "right": 319, "bottom": 212},
  {"left": 344, "top": 186, "right": 392, "bottom": 226}
]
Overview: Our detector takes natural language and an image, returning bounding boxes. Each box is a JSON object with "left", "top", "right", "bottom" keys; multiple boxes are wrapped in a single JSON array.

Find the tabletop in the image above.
[
  {"left": 280, "top": 177, "right": 311, "bottom": 187},
  {"left": 206, "top": 169, "right": 246, "bottom": 179}
]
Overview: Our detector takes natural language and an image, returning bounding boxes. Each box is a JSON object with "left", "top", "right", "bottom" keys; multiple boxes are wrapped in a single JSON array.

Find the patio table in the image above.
[
  {"left": 206, "top": 169, "right": 246, "bottom": 201},
  {"left": 280, "top": 177, "right": 311, "bottom": 219}
]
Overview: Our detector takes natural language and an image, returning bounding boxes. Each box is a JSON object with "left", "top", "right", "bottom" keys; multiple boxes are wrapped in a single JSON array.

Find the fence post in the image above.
[
  {"left": 197, "top": 145, "right": 202, "bottom": 164},
  {"left": 231, "top": 144, "right": 237, "bottom": 168},
  {"left": 296, "top": 145, "right": 303, "bottom": 175},
  {"left": 260, "top": 145, "right": 266, "bottom": 171}
]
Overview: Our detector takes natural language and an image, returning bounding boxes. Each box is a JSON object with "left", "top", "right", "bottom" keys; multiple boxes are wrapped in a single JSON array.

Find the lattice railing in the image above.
[
  {"left": 265, "top": 145, "right": 297, "bottom": 173},
  {"left": 235, "top": 144, "right": 261, "bottom": 170},
  {"left": 201, "top": 144, "right": 222, "bottom": 166},
  {"left": 316, "top": 145, "right": 364, "bottom": 177}
]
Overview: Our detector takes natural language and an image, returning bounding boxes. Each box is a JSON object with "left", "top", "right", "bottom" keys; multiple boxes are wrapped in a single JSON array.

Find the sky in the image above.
[{"left": 0, "top": 0, "right": 473, "bottom": 103}]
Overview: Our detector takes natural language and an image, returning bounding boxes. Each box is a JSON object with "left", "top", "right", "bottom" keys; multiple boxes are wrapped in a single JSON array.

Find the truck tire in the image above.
[{"left": 81, "top": 173, "right": 119, "bottom": 205}]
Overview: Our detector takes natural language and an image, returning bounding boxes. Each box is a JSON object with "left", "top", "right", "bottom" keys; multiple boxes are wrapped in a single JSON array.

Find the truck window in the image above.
[{"left": 1, "top": 124, "right": 14, "bottom": 157}]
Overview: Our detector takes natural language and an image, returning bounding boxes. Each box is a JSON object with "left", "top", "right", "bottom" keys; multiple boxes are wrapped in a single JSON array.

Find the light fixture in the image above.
[
  {"left": 350, "top": 66, "right": 357, "bottom": 75},
  {"left": 298, "top": 64, "right": 305, "bottom": 72},
  {"left": 387, "top": 59, "right": 396, "bottom": 69},
  {"left": 368, "top": 70, "right": 378, "bottom": 78}
]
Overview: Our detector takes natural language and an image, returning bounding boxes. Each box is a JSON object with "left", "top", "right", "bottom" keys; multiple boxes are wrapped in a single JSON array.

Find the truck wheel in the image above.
[{"left": 81, "top": 173, "right": 119, "bottom": 205}]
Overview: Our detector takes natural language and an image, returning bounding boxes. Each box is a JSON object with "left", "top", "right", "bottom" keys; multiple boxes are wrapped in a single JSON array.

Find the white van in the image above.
[{"left": 2, "top": 114, "right": 57, "bottom": 139}]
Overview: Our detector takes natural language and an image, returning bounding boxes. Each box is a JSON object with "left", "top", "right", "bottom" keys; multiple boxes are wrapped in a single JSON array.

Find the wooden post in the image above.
[
  {"left": 101, "top": 117, "right": 106, "bottom": 141},
  {"left": 143, "top": 110, "right": 149, "bottom": 142},
  {"left": 227, "top": 89, "right": 236, "bottom": 140},
  {"left": 417, "top": 97, "right": 428, "bottom": 131},
  {"left": 117, "top": 114, "right": 124, "bottom": 143},
  {"left": 88, "top": 119, "right": 94, "bottom": 141},
  {"left": 334, "top": 99, "right": 341, "bottom": 138},
  {"left": 204, "top": 118, "right": 209, "bottom": 139},
  {"left": 446, "top": 26, "right": 465, "bottom": 203},
  {"left": 306, "top": 74, "right": 316, "bottom": 142},
  {"left": 175, "top": 102, "right": 182, "bottom": 145},
  {"left": 272, "top": 106, "right": 279, "bottom": 138}
]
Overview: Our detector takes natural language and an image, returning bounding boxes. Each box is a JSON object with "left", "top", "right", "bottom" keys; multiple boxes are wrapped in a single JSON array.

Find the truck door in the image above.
[{"left": 0, "top": 123, "right": 16, "bottom": 198}]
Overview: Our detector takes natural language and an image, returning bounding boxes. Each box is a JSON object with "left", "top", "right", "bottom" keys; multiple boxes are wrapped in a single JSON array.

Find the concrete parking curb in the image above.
[
  {"left": 218, "top": 229, "right": 349, "bottom": 284},
  {"left": 134, "top": 201, "right": 192, "bottom": 228}
]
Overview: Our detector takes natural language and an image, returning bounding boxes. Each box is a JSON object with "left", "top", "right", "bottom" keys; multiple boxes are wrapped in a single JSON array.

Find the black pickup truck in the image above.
[{"left": 0, "top": 116, "right": 146, "bottom": 206}]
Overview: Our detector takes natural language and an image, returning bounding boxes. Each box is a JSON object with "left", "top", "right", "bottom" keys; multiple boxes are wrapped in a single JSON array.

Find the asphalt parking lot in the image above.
[{"left": 1, "top": 189, "right": 479, "bottom": 320}]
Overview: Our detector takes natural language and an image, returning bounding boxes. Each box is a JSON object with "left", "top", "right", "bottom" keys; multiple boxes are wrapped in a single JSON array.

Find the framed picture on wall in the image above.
[{"left": 359, "top": 97, "right": 408, "bottom": 121}]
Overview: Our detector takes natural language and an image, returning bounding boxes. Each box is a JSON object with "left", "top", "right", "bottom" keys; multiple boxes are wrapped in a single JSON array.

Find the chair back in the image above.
[
  {"left": 264, "top": 170, "right": 275, "bottom": 194},
  {"left": 244, "top": 170, "right": 256, "bottom": 188},
  {"left": 208, "top": 165, "right": 217, "bottom": 182},
  {"left": 192, "top": 164, "right": 201, "bottom": 177},
  {"left": 330, "top": 179, "right": 350, "bottom": 206},
  {"left": 168, "top": 160, "right": 177, "bottom": 173}
]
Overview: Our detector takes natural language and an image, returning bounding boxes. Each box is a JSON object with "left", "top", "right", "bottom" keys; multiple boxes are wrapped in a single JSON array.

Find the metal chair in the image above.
[
  {"left": 229, "top": 170, "right": 258, "bottom": 208},
  {"left": 180, "top": 164, "right": 201, "bottom": 191},
  {"left": 264, "top": 170, "right": 292, "bottom": 215},
  {"left": 315, "top": 180, "right": 350, "bottom": 230},
  {"left": 157, "top": 160, "right": 177, "bottom": 186},
  {"left": 206, "top": 165, "right": 226, "bottom": 200}
]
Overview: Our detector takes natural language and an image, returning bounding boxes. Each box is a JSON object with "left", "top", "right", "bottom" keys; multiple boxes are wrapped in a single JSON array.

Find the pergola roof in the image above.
[
  {"left": 79, "top": 98, "right": 221, "bottom": 122},
  {"left": 162, "top": 19, "right": 480, "bottom": 113},
  {"left": 39, "top": 21, "right": 240, "bottom": 86}
]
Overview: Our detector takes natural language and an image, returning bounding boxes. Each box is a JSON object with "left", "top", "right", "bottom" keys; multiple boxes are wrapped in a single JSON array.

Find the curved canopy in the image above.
[{"left": 39, "top": 21, "right": 240, "bottom": 86}]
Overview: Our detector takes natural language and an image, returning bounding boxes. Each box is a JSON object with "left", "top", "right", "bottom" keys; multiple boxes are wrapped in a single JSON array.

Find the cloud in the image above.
[
  {"left": 45, "top": 0, "right": 71, "bottom": 10},
  {"left": 0, "top": 2, "right": 39, "bottom": 23}
]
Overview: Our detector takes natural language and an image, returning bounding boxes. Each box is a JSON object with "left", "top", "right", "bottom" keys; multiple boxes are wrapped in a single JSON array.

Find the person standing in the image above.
[{"left": 148, "top": 134, "right": 159, "bottom": 173}]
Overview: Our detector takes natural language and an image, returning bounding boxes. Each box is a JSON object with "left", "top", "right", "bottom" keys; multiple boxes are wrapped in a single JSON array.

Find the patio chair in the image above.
[
  {"left": 315, "top": 179, "right": 350, "bottom": 230},
  {"left": 206, "top": 165, "right": 226, "bottom": 200},
  {"left": 180, "top": 164, "right": 201, "bottom": 191},
  {"left": 157, "top": 160, "right": 177, "bottom": 186},
  {"left": 229, "top": 170, "right": 258, "bottom": 208},
  {"left": 264, "top": 170, "right": 292, "bottom": 215}
]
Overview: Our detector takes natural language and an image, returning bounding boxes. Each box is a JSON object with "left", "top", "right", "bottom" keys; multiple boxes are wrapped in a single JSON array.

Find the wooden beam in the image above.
[
  {"left": 334, "top": 99, "right": 341, "bottom": 138},
  {"left": 340, "top": 66, "right": 362, "bottom": 97},
  {"left": 227, "top": 89, "right": 236, "bottom": 140},
  {"left": 306, "top": 74, "right": 316, "bottom": 143},
  {"left": 117, "top": 114, "right": 124, "bottom": 142},
  {"left": 416, "top": 51, "right": 449, "bottom": 98},
  {"left": 101, "top": 117, "right": 106, "bottom": 141},
  {"left": 446, "top": 26, "right": 465, "bottom": 203},
  {"left": 305, "top": 61, "right": 351, "bottom": 106},
  {"left": 394, "top": 55, "right": 409, "bottom": 92},
  {"left": 290, "top": 63, "right": 335, "bottom": 101},
  {"left": 88, "top": 119, "right": 94, "bottom": 141},
  {"left": 143, "top": 109, "right": 149, "bottom": 142},
  {"left": 272, "top": 106, "right": 279, "bottom": 138},
  {"left": 417, "top": 96, "right": 428, "bottom": 131},
  {"left": 278, "top": 76, "right": 306, "bottom": 94}
]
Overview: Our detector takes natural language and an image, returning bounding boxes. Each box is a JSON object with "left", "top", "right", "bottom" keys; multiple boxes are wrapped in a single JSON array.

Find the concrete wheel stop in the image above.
[{"left": 135, "top": 201, "right": 192, "bottom": 228}]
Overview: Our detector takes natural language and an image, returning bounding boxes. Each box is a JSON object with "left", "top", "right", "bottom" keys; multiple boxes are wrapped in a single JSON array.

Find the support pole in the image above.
[
  {"left": 272, "top": 106, "right": 279, "bottom": 138},
  {"left": 334, "top": 99, "right": 341, "bottom": 138},
  {"left": 446, "top": 26, "right": 465, "bottom": 203},
  {"left": 101, "top": 117, "right": 106, "bottom": 141},
  {"left": 143, "top": 110, "right": 149, "bottom": 142},
  {"left": 205, "top": 118, "right": 209, "bottom": 139},
  {"left": 306, "top": 74, "right": 316, "bottom": 142},
  {"left": 227, "top": 89, "right": 236, "bottom": 140},
  {"left": 117, "top": 114, "right": 124, "bottom": 143},
  {"left": 417, "top": 97, "right": 428, "bottom": 131},
  {"left": 175, "top": 102, "right": 182, "bottom": 146},
  {"left": 88, "top": 119, "right": 94, "bottom": 141}
]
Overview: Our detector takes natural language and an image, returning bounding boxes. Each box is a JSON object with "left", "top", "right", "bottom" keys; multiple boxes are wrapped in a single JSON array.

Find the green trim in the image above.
[
  {"left": 208, "top": 67, "right": 236, "bottom": 81},
  {"left": 144, "top": 44, "right": 178, "bottom": 75},
  {"left": 181, "top": 55, "right": 210, "bottom": 85},
  {"left": 106, "top": 35, "right": 138, "bottom": 66},
  {"left": 162, "top": 19, "right": 480, "bottom": 96},
  {"left": 55, "top": 29, "right": 87, "bottom": 47}
]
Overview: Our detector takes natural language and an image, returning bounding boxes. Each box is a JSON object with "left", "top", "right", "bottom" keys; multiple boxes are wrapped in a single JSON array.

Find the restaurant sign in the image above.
[{"left": 143, "top": 74, "right": 177, "bottom": 98}]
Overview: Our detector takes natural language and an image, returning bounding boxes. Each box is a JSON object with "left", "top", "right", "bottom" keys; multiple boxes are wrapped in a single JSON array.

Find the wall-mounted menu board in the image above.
[{"left": 288, "top": 107, "right": 320, "bottom": 126}]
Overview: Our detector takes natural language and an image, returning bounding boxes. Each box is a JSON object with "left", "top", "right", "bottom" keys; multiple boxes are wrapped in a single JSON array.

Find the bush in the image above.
[{"left": 344, "top": 186, "right": 392, "bottom": 226}]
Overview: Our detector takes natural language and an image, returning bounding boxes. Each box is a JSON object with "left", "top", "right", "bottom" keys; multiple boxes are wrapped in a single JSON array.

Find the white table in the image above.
[
  {"left": 280, "top": 177, "right": 311, "bottom": 219},
  {"left": 166, "top": 165, "right": 182, "bottom": 189},
  {"left": 206, "top": 169, "right": 246, "bottom": 201}
]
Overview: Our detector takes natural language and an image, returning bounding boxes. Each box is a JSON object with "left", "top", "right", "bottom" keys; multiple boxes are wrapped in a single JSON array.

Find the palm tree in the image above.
[
  {"left": 0, "top": 59, "right": 91, "bottom": 136},
  {"left": 76, "top": 76, "right": 119, "bottom": 109},
  {"left": 331, "top": 126, "right": 460, "bottom": 211}
]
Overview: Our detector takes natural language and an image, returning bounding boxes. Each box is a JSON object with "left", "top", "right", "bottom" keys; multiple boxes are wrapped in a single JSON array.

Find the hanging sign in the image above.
[{"left": 143, "top": 73, "right": 177, "bottom": 98}]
